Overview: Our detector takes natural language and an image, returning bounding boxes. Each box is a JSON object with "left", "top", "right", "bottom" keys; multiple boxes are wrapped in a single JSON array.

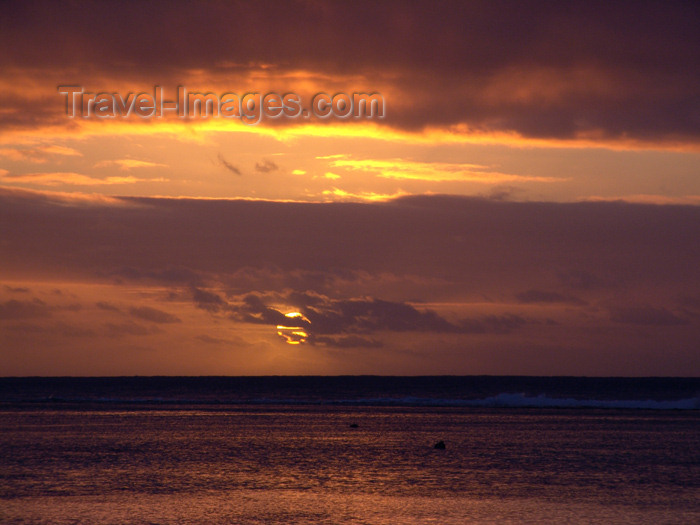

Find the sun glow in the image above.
[{"left": 276, "top": 312, "right": 310, "bottom": 344}]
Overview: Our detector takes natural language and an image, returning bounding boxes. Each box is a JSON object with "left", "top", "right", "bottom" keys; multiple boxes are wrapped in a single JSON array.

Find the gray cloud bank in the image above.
[{"left": 2, "top": 189, "right": 698, "bottom": 295}]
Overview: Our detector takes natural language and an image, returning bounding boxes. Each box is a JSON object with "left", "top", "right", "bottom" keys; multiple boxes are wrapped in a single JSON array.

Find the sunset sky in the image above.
[{"left": 1, "top": 1, "right": 699, "bottom": 376}]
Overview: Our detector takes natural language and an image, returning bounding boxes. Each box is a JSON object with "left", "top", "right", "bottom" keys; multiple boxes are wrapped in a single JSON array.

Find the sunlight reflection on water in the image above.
[
  {"left": 2, "top": 491, "right": 698, "bottom": 525},
  {"left": 1, "top": 407, "right": 698, "bottom": 524}
]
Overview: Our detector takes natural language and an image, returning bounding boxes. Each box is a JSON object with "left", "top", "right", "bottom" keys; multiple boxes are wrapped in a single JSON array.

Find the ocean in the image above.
[{"left": 1, "top": 376, "right": 699, "bottom": 524}]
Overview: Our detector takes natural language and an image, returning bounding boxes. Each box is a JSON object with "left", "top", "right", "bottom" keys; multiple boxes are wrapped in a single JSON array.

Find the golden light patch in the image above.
[
  {"left": 328, "top": 158, "right": 563, "bottom": 183},
  {"left": 3, "top": 106, "right": 695, "bottom": 153},
  {"left": 321, "top": 188, "right": 408, "bottom": 202}
]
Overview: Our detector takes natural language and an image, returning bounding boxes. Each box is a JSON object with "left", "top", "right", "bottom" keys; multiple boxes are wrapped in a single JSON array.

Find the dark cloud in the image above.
[
  {"left": 515, "top": 290, "right": 586, "bottom": 305},
  {"left": 194, "top": 333, "right": 250, "bottom": 346},
  {"left": 218, "top": 154, "right": 242, "bottom": 176},
  {"left": 3, "top": 285, "right": 30, "bottom": 293},
  {"left": 230, "top": 292, "right": 528, "bottom": 340},
  {"left": 230, "top": 293, "right": 456, "bottom": 335},
  {"left": 313, "top": 297, "right": 457, "bottom": 334},
  {"left": 96, "top": 301, "right": 120, "bottom": 311},
  {"left": 129, "top": 306, "right": 181, "bottom": 324},
  {"left": 314, "top": 335, "right": 383, "bottom": 349},
  {"left": 233, "top": 294, "right": 291, "bottom": 326},
  {"left": 255, "top": 160, "right": 278, "bottom": 173},
  {"left": 0, "top": 299, "right": 51, "bottom": 320},
  {"left": 1, "top": 1, "right": 698, "bottom": 142},
  {"left": 610, "top": 306, "right": 689, "bottom": 326},
  {"left": 482, "top": 186, "right": 520, "bottom": 202},
  {"left": 195, "top": 334, "right": 227, "bottom": 345},
  {"left": 192, "top": 287, "right": 227, "bottom": 312}
]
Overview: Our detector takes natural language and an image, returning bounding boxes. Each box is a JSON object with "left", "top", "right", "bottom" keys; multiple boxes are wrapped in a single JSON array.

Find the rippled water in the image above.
[{"left": 1, "top": 407, "right": 699, "bottom": 524}]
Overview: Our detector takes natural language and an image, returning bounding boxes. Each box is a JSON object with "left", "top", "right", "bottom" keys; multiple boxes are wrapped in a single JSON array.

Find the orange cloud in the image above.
[
  {"left": 0, "top": 145, "right": 82, "bottom": 163},
  {"left": 0, "top": 185, "right": 137, "bottom": 206},
  {"left": 327, "top": 158, "right": 563, "bottom": 183},
  {"left": 94, "top": 159, "right": 168, "bottom": 170},
  {"left": 38, "top": 145, "right": 82, "bottom": 156},
  {"left": 0, "top": 172, "right": 167, "bottom": 186}
]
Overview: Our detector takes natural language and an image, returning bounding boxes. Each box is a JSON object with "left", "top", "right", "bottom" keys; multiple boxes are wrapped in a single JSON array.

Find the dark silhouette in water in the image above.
[
  {"left": 349, "top": 423, "right": 359, "bottom": 428},
  {"left": 434, "top": 440, "right": 446, "bottom": 449}
]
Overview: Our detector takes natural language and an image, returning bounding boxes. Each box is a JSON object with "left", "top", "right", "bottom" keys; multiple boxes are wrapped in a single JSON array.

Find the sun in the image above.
[{"left": 276, "top": 312, "right": 311, "bottom": 344}]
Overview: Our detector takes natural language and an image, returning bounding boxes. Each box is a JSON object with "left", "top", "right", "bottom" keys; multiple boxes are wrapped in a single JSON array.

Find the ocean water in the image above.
[{"left": 1, "top": 377, "right": 699, "bottom": 524}]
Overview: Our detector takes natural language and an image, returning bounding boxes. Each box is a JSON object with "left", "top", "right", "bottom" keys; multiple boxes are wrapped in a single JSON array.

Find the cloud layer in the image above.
[
  {"left": 1, "top": 1, "right": 698, "bottom": 145},
  {"left": 1, "top": 188, "right": 698, "bottom": 374}
]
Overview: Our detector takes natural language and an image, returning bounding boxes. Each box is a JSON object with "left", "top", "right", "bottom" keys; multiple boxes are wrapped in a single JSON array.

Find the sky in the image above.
[{"left": 0, "top": 0, "right": 699, "bottom": 376}]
